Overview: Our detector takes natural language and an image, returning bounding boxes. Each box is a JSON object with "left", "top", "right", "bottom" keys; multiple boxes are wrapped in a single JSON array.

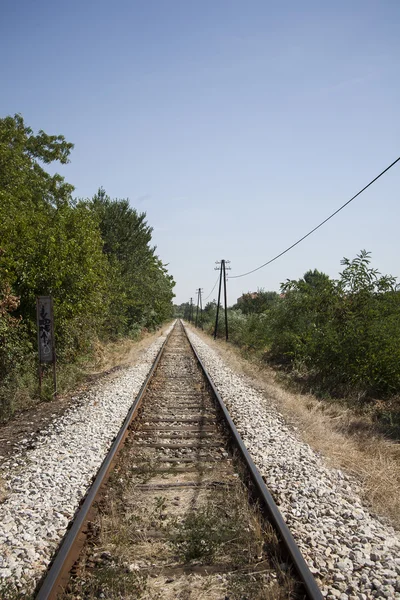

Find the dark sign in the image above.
[{"left": 36, "top": 296, "right": 54, "bottom": 363}]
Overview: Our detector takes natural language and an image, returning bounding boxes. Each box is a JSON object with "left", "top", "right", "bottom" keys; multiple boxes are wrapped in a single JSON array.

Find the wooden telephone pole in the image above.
[
  {"left": 189, "top": 297, "right": 194, "bottom": 323},
  {"left": 195, "top": 288, "right": 203, "bottom": 328},
  {"left": 213, "top": 260, "right": 231, "bottom": 340}
]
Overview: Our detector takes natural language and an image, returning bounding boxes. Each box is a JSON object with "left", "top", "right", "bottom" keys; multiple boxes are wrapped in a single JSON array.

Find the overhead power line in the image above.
[
  {"left": 204, "top": 274, "right": 220, "bottom": 300},
  {"left": 229, "top": 156, "right": 400, "bottom": 280}
]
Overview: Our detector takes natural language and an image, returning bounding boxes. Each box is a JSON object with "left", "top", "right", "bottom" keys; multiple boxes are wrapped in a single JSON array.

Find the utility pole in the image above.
[
  {"left": 190, "top": 297, "right": 194, "bottom": 323},
  {"left": 223, "top": 261, "right": 229, "bottom": 340},
  {"left": 213, "top": 260, "right": 231, "bottom": 340},
  {"left": 199, "top": 288, "right": 203, "bottom": 329},
  {"left": 214, "top": 263, "right": 223, "bottom": 339},
  {"left": 195, "top": 288, "right": 203, "bottom": 328},
  {"left": 189, "top": 297, "right": 193, "bottom": 323}
]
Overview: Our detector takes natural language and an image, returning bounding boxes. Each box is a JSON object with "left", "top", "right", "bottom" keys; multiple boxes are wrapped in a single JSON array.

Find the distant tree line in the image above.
[
  {"left": 233, "top": 289, "right": 279, "bottom": 314},
  {"left": 0, "top": 114, "right": 175, "bottom": 419}
]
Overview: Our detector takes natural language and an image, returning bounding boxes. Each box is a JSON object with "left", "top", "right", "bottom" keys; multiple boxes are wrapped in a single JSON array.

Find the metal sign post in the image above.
[{"left": 36, "top": 296, "right": 57, "bottom": 397}]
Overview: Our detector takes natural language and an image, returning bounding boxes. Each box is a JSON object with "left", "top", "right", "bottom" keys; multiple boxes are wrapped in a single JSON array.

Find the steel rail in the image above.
[
  {"left": 35, "top": 323, "right": 176, "bottom": 600},
  {"left": 183, "top": 321, "right": 324, "bottom": 600}
]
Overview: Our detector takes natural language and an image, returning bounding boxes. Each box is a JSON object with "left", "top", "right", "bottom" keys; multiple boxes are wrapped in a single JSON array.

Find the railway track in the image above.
[{"left": 35, "top": 321, "right": 323, "bottom": 599}]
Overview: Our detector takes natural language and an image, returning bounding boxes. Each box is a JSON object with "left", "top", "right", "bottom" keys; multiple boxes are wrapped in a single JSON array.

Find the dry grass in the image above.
[
  {"left": 90, "top": 321, "right": 174, "bottom": 373},
  {"left": 187, "top": 324, "right": 400, "bottom": 531}
]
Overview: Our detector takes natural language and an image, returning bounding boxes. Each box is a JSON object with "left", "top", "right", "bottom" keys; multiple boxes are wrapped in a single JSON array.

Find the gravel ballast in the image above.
[
  {"left": 185, "top": 326, "right": 400, "bottom": 600},
  {"left": 0, "top": 325, "right": 173, "bottom": 594}
]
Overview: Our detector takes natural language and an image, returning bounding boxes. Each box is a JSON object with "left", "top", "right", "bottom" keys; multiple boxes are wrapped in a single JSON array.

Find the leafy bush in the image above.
[
  {"left": 0, "top": 282, "right": 34, "bottom": 419},
  {"left": 268, "top": 252, "right": 400, "bottom": 397}
]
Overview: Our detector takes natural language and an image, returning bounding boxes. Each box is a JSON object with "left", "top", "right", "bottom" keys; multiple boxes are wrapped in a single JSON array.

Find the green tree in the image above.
[
  {"left": 88, "top": 189, "right": 175, "bottom": 333},
  {"left": 303, "top": 269, "right": 331, "bottom": 288},
  {"left": 0, "top": 115, "right": 109, "bottom": 359},
  {"left": 234, "top": 289, "right": 279, "bottom": 314},
  {"left": 173, "top": 302, "right": 190, "bottom": 318}
]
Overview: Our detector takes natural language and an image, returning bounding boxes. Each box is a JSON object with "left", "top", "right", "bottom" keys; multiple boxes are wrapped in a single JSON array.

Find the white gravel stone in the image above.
[
  {"left": 185, "top": 325, "right": 400, "bottom": 599},
  {"left": 0, "top": 324, "right": 174, "bottom": 594}
]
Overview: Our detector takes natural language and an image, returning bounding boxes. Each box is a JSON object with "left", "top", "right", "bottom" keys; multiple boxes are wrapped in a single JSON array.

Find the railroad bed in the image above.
[{"left": 35, "top": 321, "right": 321, "bottom": 599}]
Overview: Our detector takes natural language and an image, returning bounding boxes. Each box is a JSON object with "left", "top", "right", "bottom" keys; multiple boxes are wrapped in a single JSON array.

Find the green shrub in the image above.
[{"left": 268, "top": 252, "right": 400, "bottom": 397}]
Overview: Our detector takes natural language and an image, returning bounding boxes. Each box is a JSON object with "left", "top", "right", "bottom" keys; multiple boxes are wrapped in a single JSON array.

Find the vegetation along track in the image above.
[{"left": 35, "top": 321, "right": 323, "bottom": 600}]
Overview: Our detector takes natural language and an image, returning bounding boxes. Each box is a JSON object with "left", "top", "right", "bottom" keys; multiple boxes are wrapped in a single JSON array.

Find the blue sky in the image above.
[{"left": 1, "top": 1, "right": 399, "bottom": 304}]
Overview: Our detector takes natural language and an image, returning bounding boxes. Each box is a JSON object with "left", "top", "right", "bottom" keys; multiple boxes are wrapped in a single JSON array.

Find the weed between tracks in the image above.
[
  {"left": 62, "top": 448, "right": 296, "bottom": 599},
  {"left": 169, "top": 494, "right": 263, "bottom": 565}
]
